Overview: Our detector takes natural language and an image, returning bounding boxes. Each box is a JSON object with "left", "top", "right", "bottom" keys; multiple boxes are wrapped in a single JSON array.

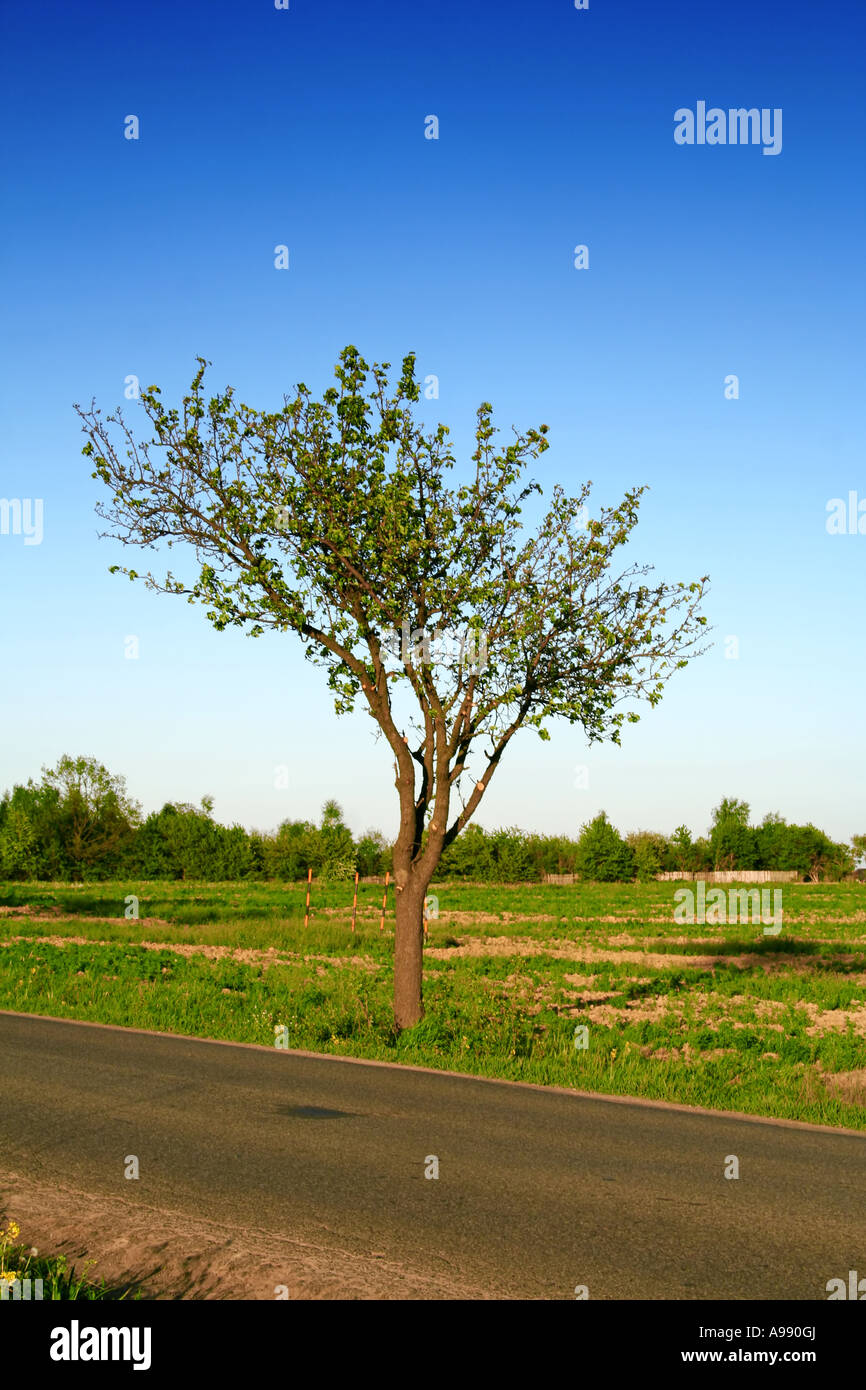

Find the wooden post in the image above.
[
  {"left": 379, "top": 870, "right": 390, "bottom": 932},
  {"left": 304, "top": 866, "right": 312, "bottom": 928},
  {"left": 351, "top": 870, "right": 359, "bottom": 933}
]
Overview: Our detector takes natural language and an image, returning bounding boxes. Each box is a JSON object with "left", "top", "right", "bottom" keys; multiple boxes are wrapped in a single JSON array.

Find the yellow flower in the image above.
[{"left": 7, "top": 1221, "right": 20, "bottom": 1239}]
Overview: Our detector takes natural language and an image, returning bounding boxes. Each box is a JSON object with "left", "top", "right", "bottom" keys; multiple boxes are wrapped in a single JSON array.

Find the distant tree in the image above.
[
  {"left": 217, "top": 823, "right": 255, "bottom": 879},
  {"left": 0, "top": 805, "right": 38, "bottom": 880},
  {"left": 524, "top": 832, "right": 578, "bottom": 879},
  {"left": 355, "top": 829, "right": 390, "bottom": 877},
  {"left": 575, "top": 812, "right": 635, "bottom": 882},
  {"left": 788, "top": 825, "right": 852, "bottom": 882},
  {"left": 626, "top": 830, "right": 668, "bottom": 881},
  {"left": 692, "top": 835, "right": 714, "bottom": 873},
  {"left": 851, "top": 834, "right": 866, "bottom": 870},
  {"left": 129, "top": 806, "right": 178, "bottom": 879},
  {"left": 246, "top": 830, "right": 269, "bottom": 878},
  {"left": 264, "top": 819, "right": 317, "bottom": 880},
  {"left": 439, "top": 824, "right": 534, "bottom": 881},
  {"left": 313, "top": 800, "right": 356, "bottom": 881},
  {"left": 754, "top": 811, "right": 789, "bottom": 871},
  {"left": 77, "top": 347, "right": 709, "bottom": 1028},
  {"left": 437, "top": 822, "right": 492, "bottom": 880},
  {"left": 133, "top": 799, "right": 252, "bottom": 880},
  {"left": 668, "top": 823, "right": 696, "bottom": 873},
  {"left": 0, "top": 782, "right": 67, "bottom": 879},
  {"left": 752, "top": 814, "right": 852, "bottom": 880},
  {"left": 487, "top": 827, "right": 534, "bottom": 882},
  {"left": 41, "top": 755, "right": 141, "bottom": 878},
  {"left": 709, "top": 796, "right": 757, "bottom": 871}
]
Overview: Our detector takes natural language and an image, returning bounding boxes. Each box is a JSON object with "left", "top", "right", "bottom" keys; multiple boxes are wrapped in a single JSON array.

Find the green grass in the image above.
[
  {"left": 1, "top": 877, "right": 865, "bottom": 1130},
  {"left": 0, "top": 1219, "right": 141, "bottom": 1301}
]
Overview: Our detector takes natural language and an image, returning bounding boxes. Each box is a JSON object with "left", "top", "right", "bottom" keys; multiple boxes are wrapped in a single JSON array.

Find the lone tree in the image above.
[{"left": 76, "top": 346, "right": 709, "bottom": 1029}]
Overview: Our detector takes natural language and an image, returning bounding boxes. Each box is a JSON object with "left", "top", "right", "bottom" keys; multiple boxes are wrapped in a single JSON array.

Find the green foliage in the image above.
[
  {"left": 486, "top": 827, "right": 535, "bottom": 882},
  {"left": 261, "top": 819, "right": 317, "bottom": 880},
  {"left": 0, "top": 805, "right": 39, "bottom": 880},
  {"left": 692, "top": 835, "right": 714, "bottom": 872},
  {"left": 0, "top": 782, "right": 68, "bottom": 878},
  {"left": 313, "top": 800, "right": 356, "bottom": 881},
  {"left": 704, "top": 797, "right": 853, "bottom": 880},
  {"left": 626, "top": 830, "right": 668, "bottom": 881},
  {"left": 131, "top": 800, "right": 253, "bottom": 880},
  {"left": 709, "top": 796, "right": 758, "bottom": 871},
  {"left": 436, "top": 824, "right": 536, "bottom": 881},
  {"left": 0, "top": 756, "right": 858, "bottom": 884},
  {"left": 355, "top": 828, "right": 391, "bottom": 877},
  {"left": 753, "top": 813, "right": 853, "bottom": 880},
  {"left": 438, "top": 823, "right": 494, "bottom": 879},
  {"left": 668, "top": 824, "right": 696, "bottom": 873},
  {"left": 574, "top": 812, "right": 636, "bottom": 882},
  {"left": 76, "top": 346, "right": 711, "bottom": 893},
  {"left": 1, "top": 757, "right": 141, "bottom": 880},
  {"left": 524, "top": 832, "right": 579, "bottom": 878},
  {"left": 260, "top": 803, "right": 357, "bottom": 881}
]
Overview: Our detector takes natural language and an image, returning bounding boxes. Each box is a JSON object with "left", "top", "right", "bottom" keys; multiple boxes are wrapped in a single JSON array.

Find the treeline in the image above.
[
  {"left": 0, "top": 759, "right": 862, "bottom": 884},
  {"left": 0, "top": 757, "right": 388, "bottom": 883},
  {"left": 434, "top": 800, "right": 860, "bottom": 882}
]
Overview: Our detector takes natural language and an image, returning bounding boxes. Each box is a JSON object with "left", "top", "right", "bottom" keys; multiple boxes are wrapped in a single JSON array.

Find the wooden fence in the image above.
[
  {"left": 655, "top": 871, "right": 801, "bottom": 884},
  {"left": 541, "top": 870, "right": 801, "bottom": 885}
]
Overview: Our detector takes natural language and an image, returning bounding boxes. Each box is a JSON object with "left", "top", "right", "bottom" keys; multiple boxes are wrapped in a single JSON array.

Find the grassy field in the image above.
[{"left": 1, "top": 878, "right": 865, "bottom": 1129}]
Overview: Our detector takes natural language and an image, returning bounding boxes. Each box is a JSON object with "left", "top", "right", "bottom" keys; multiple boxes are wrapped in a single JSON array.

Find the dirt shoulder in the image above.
[{"left": 0, "top": 1169, "right": 486, "bottom": 1301}]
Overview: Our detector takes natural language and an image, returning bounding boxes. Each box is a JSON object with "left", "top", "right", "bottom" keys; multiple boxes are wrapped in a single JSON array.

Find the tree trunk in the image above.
[{"left": 393, "top": 875, "right": 428, "bottom": 1031}]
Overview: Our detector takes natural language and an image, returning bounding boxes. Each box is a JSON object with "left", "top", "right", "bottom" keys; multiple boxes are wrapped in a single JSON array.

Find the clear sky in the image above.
[{"left": 1, "top": 0, "right": 864, "bottom": 845}]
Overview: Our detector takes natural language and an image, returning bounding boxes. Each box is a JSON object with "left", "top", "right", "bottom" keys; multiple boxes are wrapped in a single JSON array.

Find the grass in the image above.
[
  {"left": 1, "top": 877, "right": 865, "bottom": 1130},
  {"left": 0, "top": 1218, "right": 140, "bottom": 1301}
]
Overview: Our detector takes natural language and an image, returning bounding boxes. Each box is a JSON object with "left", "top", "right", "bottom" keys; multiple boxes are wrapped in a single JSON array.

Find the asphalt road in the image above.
[{"left": 1, "top": 1010, "right": 864, "bottom": 1299}]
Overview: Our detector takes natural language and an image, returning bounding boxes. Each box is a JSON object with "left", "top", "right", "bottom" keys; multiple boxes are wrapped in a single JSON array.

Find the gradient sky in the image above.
[{"left": 1, "top": 0, "right": 864, "bottom": 845}]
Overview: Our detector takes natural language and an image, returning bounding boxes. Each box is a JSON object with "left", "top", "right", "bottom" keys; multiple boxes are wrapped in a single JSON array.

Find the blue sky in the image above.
[{"left": 1, "top": 0, "right": 864, "bottom": 845}]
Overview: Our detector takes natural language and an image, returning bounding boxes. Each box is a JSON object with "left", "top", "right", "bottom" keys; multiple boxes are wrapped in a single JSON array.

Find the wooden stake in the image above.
[
  {"left": 351, "top": 870, "right": 359, "bottom": 933},
  {"left": 379, "top": 870, "right": 390, "bottom": 932},
  {"left": 304, "top": 866, "right": 312, "bottom": 928}
]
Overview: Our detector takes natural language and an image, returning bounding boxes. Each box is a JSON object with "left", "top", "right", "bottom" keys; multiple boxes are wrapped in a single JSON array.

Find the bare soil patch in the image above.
[
  {"left": 422, "top": 934, "right": 842, "bottom": 974},
  {"left": 0, "top": 934, "right": 378, "bottom": 972},
  {"left": 818, "top": 1067, "right": 866, "bottom": 1105},
  {"left": 0, "top": 1170, "right": 483, "bottom": 1300}
]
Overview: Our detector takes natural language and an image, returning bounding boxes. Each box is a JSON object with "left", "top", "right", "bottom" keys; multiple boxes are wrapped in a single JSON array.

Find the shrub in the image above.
[{"left": 575, "top": 812, "right": 635, "bottom": 882}]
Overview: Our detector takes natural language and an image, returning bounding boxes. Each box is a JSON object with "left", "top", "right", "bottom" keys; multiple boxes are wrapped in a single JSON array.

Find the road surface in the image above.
[{"left": 1, "top": 1010, "right": 863, "bottom": 1299}]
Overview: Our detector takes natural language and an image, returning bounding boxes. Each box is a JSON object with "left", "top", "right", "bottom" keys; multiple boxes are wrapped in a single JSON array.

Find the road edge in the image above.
[{"left": 2, "top": 1006, "right": 864, "bottom": 1139}]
